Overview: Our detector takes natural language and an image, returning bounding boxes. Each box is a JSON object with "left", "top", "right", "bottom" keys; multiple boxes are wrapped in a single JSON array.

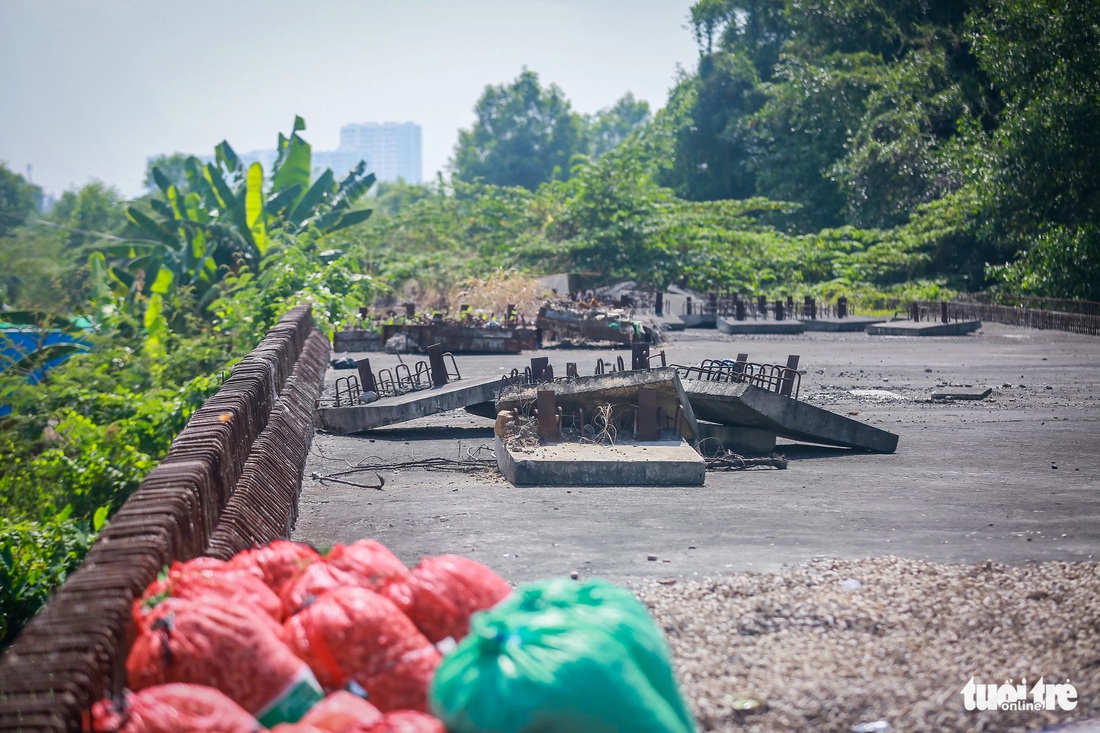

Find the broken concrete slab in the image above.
[
  {"left": 696, "top": 421, "right": 778, "bottom": 453},
  {"left": 931, "top": 387, "right": 993, "bottom": 401},
  {"left": 496, "top": 366, "right": 700, "bottom": 442},
  {"left": 867, "top": 320, "right": 982, "bottom": 336},
  {"left": 683, "top": 380, "right": 899, "bottom": 453},
  {"left": 316, "top": 374, "right": 502, "bottom": 434},
  {"left": 495, "top": 436, "right": 705, "bottom": 486},
  {"left": 717, "top": 317, "right": 806, "bottom": 335},
  {"left": 799, "top": 316, "right": 887, "bottom": 332}
]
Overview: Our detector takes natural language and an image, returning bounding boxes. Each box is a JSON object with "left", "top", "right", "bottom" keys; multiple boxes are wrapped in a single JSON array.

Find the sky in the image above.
[{"left": 1, "top": 1, "right": 701, "bottom": 199}]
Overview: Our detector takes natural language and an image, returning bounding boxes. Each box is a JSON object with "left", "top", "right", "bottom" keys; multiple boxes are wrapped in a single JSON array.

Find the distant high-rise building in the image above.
[
  {"left": 337, "top": 122, "right": 422, "bottom": 184},
  {"left": 202, "top": 121, "right": 422, "bottom": 186}
]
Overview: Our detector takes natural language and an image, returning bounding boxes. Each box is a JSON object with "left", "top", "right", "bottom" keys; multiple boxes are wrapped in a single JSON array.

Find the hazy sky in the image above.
[{"left": 1, "top": 1, "right": 700, "bottom": 198}]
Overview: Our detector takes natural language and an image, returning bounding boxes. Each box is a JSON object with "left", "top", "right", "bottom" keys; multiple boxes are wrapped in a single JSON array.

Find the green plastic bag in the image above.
[{"left": 430, "top": 578, "right": 696, "bottom": 733}]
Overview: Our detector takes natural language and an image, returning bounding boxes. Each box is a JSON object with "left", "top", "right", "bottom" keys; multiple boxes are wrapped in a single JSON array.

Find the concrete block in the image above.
[
  {"left": 867, "top": 320, "right": 982, "bottom": 336},
  {"left": 717, "top": 317, "right": 806, "bottom": 335},
  {"left": 316, "top": 375, "right": 501, "bottom": 434},
  {"left": 799, "top": 316, "right": 886, "bottom": 332},
  {"left": 696, "top": 421, "right": 777, "bottom": 453},
  {"left": 684, "top": 380, "right": 898, "bottom": 453},
  {"left": 678, "top": 313, "right": 718, "bottom": 329},
  {"left": 495, "top": 436, "right": 705, "bottom": 486},
  {"left": 332, "top": 330, "right": 382, "bottom": 352},
  {"left": 496, "top": 367, "right": 700, "bottom": 441}
]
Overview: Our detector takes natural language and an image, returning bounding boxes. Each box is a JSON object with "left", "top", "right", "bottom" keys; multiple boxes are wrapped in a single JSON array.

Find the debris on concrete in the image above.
[
  {"left": 930, "top": 386, "right": 994, "bottom": 401},
  {"left": 537, "top": 298, "right": 660, "bottom": 346},
  {"left": 704, "top": 452, "right": 788, "bottom": 471}
]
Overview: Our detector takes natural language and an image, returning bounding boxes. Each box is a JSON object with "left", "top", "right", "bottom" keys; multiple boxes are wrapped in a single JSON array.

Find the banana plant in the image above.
[{"left": 108, "top": 116, "right": 375, "bottom": 315}]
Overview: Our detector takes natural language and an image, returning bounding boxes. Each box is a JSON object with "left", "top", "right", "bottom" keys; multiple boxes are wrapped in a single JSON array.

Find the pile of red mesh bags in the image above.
[{"left": 90, "top": 539, "right": 510, "bottom": 732}]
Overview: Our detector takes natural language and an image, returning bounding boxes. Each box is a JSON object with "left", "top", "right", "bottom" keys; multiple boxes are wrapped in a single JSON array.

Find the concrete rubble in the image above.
[{"left": 315, "top": 342, "right": 899, "bottom": 485}]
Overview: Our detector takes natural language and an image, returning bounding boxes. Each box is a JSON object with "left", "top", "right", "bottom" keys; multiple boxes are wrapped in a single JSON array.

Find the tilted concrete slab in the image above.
[
  {"left": 717, "top": 317, "right": 806, "bottom": 335},
  {"left": 316, "top": 375, "right": 502, "bottom": 434},
  {"left": 867, "top": 320, "right": 982, "bottom": 336},
  {"left": 799, "top": 316, "right": 887, "bottom": 332},
  {"left": 684, "top": 380, "right": 899, "bottom": 453},
  {"left": 495, "top": 436, "right": 705, "bottom": 486},
  {"left": 496, "top": 367, "right": 700, "bottom": 442}
]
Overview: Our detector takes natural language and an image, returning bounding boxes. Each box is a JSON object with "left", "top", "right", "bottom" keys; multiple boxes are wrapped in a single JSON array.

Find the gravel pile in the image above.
[{"left": 634, "top": 557, "right": 1100, "bottom": 733}]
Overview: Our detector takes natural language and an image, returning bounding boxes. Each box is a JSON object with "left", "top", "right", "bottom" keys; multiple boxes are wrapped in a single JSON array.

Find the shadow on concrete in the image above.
[
  {"left": 360, "top": 425, "right": 496, "bottom": 441},
  {"left": 774, "top": 444, "right": 872, "bottom": 461}
]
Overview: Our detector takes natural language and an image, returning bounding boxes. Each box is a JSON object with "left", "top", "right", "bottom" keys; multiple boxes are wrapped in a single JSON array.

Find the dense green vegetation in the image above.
[
  {"left": 0, "top": 119, "right": 379, "bottom": 643},
  {"left": 2, "top": 0, "right": 1097, "bottom": 644}
]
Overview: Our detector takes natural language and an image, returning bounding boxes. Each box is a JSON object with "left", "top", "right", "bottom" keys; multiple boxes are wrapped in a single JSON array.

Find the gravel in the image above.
[{"left": 634, "top": 557, "right": 1100, "bottom": 733}]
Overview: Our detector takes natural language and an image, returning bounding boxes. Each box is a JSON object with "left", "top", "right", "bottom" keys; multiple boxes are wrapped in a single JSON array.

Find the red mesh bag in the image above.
[
  {"left": 280, "top": 560, "right": 364, "bottom": 617},
  {"left": 407, "top": 554, "right": 511, "bottom": 641},
  {"left": 281, "top": 587, "right": 441, "bottom": 712},
  {"left": 89, "top": 684, "right": 260, "bottom": 733},
  {"left": 366, "top": 711, "right": 445, "bottom": 733},
  {"left": 267, "top": 726, "right": 329, "bottom": 733},
  {"left": 325, "top": 540, "right": 410, "bottom": 591},
  {"left": 281, "top": 540, "right": 410, "bottom": 617},
  {"left": 230, "top": 540, "right": 322, "bottom": 595},
  {"left": 377, "top": 574, "right": 460, "bottom": 645},
  {"left": 299, "top": 691, "right": 383, "bottom": 733},
  {"left": 134, "top": 557, "right": 284, "bottom": 629},
  {"left": 127, "top": 596, "right": 318, "bottom": 719}
]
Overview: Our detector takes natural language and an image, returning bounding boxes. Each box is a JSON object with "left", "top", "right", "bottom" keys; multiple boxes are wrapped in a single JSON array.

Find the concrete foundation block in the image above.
[
  {"left": 867, "top": 320, "right": 982, "bottom": 336},
  {"left": 800, "top": 316, "right": 886, "bottom": 332},
  {"left": 717, "top": 318, "right": 806, "bottom": 335},
  {"left": 495, "top": 436, "right": 705, "bottom": 486}
]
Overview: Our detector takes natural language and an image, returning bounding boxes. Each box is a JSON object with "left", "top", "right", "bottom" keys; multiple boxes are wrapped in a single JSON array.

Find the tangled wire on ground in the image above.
[{"left": 310, "top": 443, "right": 499, "bottom": 488}]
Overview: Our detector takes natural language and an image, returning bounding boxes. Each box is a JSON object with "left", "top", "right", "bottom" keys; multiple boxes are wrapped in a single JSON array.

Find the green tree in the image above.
[
  {"left": 659, "top": 51, "right": 764, "bottom": 202},
  {"left": 585, "top": 93, "right": 652, "bottom": 158},
  {"left": 143, "top": 153, "right": 192, "bottom": 195},
  {"left": 972, "top": 0, "right": 1100, "bottom": 298},
  {"left": 49, "top": 181, "right": 128, "bottom": 250},
  {"left": 0, "top": 164, "right": 41, "bottom": 236},
  {"left": 371, "top": 180, "right": 433, "bottom": 218},
  {"left": 452, "top": 69, "right": 586, "bottom": 191}
]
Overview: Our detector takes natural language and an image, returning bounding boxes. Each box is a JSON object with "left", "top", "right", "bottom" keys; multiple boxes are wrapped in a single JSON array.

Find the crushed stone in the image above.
[{"left": 634, "top": 556, "right": 1100, "bottom": 733}]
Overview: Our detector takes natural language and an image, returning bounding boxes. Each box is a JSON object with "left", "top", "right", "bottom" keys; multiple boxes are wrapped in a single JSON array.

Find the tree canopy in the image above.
[{"left": 452, "top": 69, "right": 586, "bottom": 190}]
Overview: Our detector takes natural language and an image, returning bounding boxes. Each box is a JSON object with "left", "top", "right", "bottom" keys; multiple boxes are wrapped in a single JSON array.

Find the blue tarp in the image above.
[{"left": 1, "top": 327, "right": 90, "bottom": 415}]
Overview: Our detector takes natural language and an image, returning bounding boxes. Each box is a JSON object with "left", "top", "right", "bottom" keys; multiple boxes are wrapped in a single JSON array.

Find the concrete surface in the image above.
[
  {"left": 496, "top": 436, "right": 705, "bottom": 486},
  {"left": 297, "top": 323, "right": 1100, "bottom": 585},
  {"left": 868, "top": 319, "right": 983, "bottom": 336}
]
